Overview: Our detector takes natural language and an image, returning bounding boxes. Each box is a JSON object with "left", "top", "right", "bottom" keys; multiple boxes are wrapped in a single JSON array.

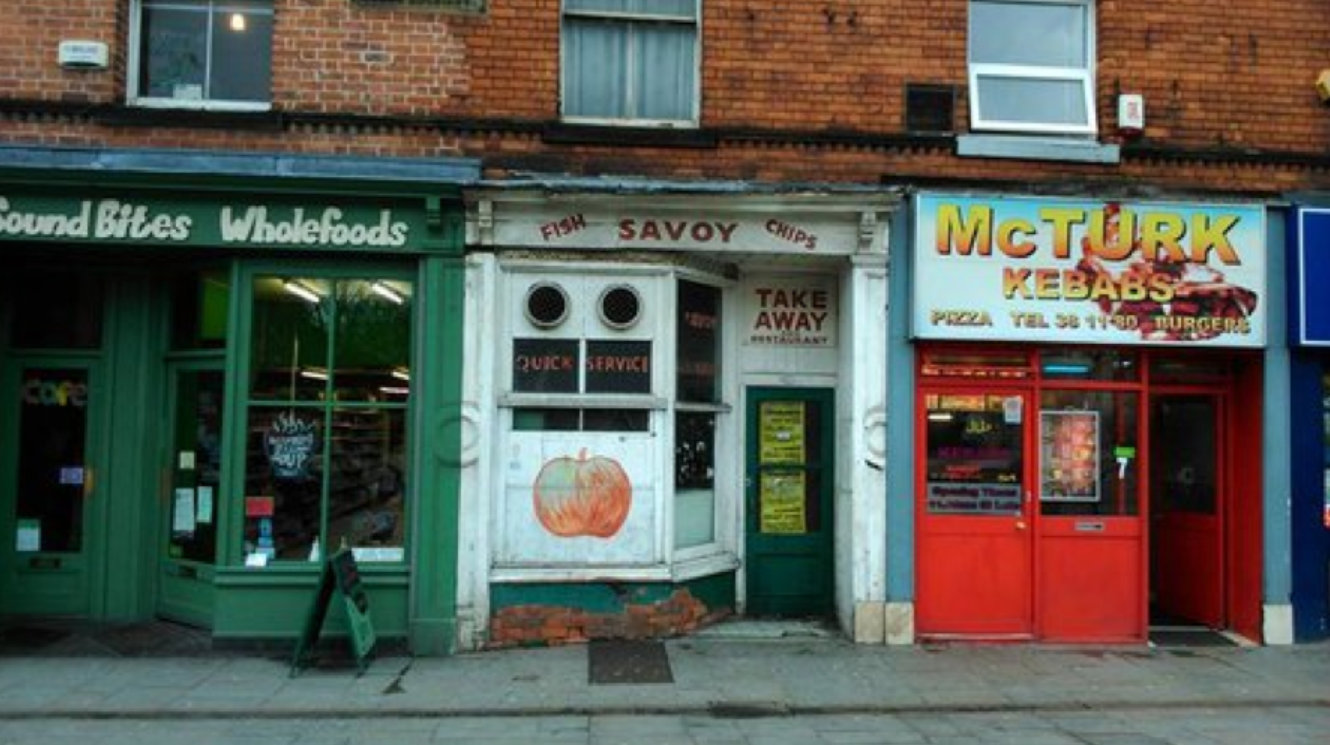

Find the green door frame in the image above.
[
  {"left": 0, "top": 353, "right": 107, "bottom": 617},
  {"left": 744, "top": 386, "right": 836, "bottom": 617}
]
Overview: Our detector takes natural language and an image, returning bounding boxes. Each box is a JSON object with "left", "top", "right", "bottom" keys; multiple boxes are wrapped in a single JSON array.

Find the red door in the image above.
[
  {"left": 916, "top": 389, "right": 1033, "bottom": 638},
  {"left": 1149, "top": 393, "right": 1224, "bottom": 628}
]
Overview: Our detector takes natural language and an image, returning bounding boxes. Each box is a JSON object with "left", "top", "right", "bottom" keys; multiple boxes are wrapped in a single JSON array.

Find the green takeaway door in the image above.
[
  {"left": 0, "top": 358, "right": 105, "bottom": 616},
  {"left": 745, "top": 387, "right": 835, "bottom": 617}
]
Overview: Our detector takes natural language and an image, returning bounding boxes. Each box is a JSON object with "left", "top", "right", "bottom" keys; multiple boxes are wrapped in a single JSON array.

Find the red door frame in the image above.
[
  {"left": 1147, "top": 387, "right": 1229, "bottom": 629},
  {"left": 913, "top": 344, "right": 1259, "bottom": 643}
]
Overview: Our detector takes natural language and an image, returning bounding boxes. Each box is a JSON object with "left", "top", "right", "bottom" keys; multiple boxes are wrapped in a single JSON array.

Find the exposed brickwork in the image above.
[
  {"left": 0, "top": 1, "right": 1328, "bottom": 192},
  {"left": 486, "top": 589, "right": 728, "bottom": 648}
]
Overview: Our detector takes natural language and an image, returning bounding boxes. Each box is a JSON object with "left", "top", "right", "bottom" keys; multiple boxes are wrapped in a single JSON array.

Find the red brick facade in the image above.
[
  {"left": 488, "top": 589, "right": 724, "bottom": 648},
  {"left": 1, "top": 1, "right": 1328, "bottom": 192}
]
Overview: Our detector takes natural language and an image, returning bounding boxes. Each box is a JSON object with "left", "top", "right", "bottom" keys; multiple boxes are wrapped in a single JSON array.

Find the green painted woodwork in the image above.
[
  {"left": 0, "top": 171, "right": 466, "bottom": 654},
  {"left": 744, "top": 387, "right": 836, "bottom": 617},
  {"left": 490, "top": 573, "right": 737, "bottom": 615}
]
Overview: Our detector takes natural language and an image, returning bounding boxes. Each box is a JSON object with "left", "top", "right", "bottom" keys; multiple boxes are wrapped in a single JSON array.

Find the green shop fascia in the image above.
[{"left": 0, "top": 147, "right": 477, "bottom": 655}]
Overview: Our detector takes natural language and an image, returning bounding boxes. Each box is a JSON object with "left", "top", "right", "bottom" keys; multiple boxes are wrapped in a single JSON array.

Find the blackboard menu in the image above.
[
  {"left": 585, "top": 340, "right": 652, "bottom": 393},
  {"left": 677, "top": 280, "right": 720, "bottom": 403},
  {"left": 513, "top": 338, "right": 578, "bottom": 392}
]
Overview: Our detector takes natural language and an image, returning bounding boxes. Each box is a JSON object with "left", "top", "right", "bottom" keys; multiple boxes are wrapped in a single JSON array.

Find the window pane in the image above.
[
  {"left": 675, "top": 412, "right": 715, "bottom": 548},
  {"left": 1040, "top": 391, "right": 1139, "bottom": 516},
  {"left": 583, "top": 409, "right": 649, "bottom": 431},
  {"left": 564, "top": 19, "right": 630, "bottom": 118},
  {"left": 209, "top": 3, "right": 272, "bottom": 102},
  {"left": 976, "top": 76, "right": 1089, "bottom": 126},
  {"left": 633, "top": 23, "right": 695, "bottom": 120},
  {"left": 971, "top": 1, "right": 1085, "bottom": 67},
  {"left": 9, "top": 271, "right": 104, "bottom": 349},
  {"left": 327, "top": 408, "right": 406, "bottom": 556},
  {"left": 924, "top": 394, "right": 1024, "bottom": 515},
  {"left": 15, "top": 368, "right": 89, "bottom": 553},
  {"left": 249, "top": 277, "right": 330, "bottom": 401},
  {"left": 514, "top": 408, "right": 582, "bottom": 431},
  {"left": 1040, "top": 349, "right": 1139, "bottom": 381},
  {"left": 168, "top": 370, "right": 224, "bottom": 562},
  {"left": 585, "top": 340, "right": 651, "bottom": 393},
  {"left": 513, "top": 338, "right": 579, "bottom": 392},
  {"left": 333, "top": 280, "right": 413, "bottom": 402},
  {"left": 568, "top": 0, "right": 696, "bottom": 18},
  {"left": 1150, "top": 396, "right": 1217, "bottom": 515},
  {"left": 244, "top": 407, "right": 322, "bottom": 561},
  {"left": 171, "top": 269, "right": 230, "bottom": 350},
  {"left": 677, "top": 280, "right": 721, "bottom": 402},
  {"left": 140, "top": 4, "right": 208, "bottom": 99}
]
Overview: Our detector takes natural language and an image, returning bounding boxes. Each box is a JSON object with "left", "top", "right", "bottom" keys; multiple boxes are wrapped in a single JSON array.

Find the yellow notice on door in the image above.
[
  {"left": 760, "top": 471, "right": 806, "bottom": 534},
  {"left": 760, "top": 401, "right": 805, "bottom": 464}
]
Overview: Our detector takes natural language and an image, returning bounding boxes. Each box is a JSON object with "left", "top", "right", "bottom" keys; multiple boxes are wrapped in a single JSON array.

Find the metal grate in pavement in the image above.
[{"left": 588, "top": 639, "right": 674, "bottom": 685}]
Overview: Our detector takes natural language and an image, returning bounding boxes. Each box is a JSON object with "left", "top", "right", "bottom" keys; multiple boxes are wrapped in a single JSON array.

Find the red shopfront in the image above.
[{"left": 911, "top": 194, "right": 1267, "bottom": 643}]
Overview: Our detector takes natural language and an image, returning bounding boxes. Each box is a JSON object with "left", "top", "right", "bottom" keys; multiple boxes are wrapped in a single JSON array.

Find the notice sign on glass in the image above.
[
  {"left": 760, "top": 402, "right": 805, "bottom": 464},
  {"left": 1040, "top": 410, "right": 1100, "bottom": 502},
  {"left": 760, "top": 471, "right": 806, "bottom": 533}
]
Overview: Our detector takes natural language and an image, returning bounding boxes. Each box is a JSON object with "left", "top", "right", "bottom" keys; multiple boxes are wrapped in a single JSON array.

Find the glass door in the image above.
[
  {"left": 916, "top": 389, "right": 1033, "bottom": 637},
  {"left": 157, "top": 363, "right": 225, "bottom": 625},
  {"left": 0, "top": 359, "right": 103, "bottom": 616}
]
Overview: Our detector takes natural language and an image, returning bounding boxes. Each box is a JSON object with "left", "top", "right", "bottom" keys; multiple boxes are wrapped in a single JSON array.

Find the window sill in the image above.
[
  {"left": 543, "top": 122, "right": 717, "bottom": 149},
  {"left": 100, "top": 105, "right": 282, "bottom": 131},
  {"left": 957, "top": 134, "right": 1121, "bottom": 164},
  {"left": 671, "top": 550, "right": 740, "bottom": 582}
]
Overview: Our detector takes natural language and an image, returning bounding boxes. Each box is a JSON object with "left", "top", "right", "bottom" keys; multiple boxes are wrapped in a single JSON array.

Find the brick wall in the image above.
[
  {"left": 487, "top": 588, "right": 727, "bottom": 648},
  {"left": 2, "top": 2, "right": 1330, "bottom": 192}
]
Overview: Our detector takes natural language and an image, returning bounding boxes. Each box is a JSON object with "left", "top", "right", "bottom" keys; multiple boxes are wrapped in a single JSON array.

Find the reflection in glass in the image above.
[
  {"left": 328, "top": 408, "right": 406, "bottom": 551},
  {"left": 1040, "top": 348, "right": 1139, "bottom": 381},
  {"left": 1040, "top": 390, "right": 1139, "bottom": 516},
  {"left": 1150, "top": 396, "right": 1217, "bottom": 514},
  {"left": 250, "top": 276, "right": 329, "bottom": 401},
  {"left": 334, "top": 280, "right": 412, "bottom": 402},
  {"left": 924, "top": 394, "right": 1023, "bottom": 515},
  {"left": 675, "top": 412, "right": 715, "bottom": 548}
]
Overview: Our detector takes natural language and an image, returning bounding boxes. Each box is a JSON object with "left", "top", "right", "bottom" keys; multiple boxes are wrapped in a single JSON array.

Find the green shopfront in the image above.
[{"left": 0, "top": 148, "right": 475, "bottom": 654}]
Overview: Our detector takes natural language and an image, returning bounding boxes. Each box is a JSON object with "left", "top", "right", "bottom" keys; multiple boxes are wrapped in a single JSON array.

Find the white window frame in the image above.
[
  {"left": 559, "top": 0, "right": 702, "bottom": 128},
  {"left": 967, "top": 0, "right": 1096, "bottom": 136},
  {"left": 127, "top": 0, "right": 273, "bottom": 112}
]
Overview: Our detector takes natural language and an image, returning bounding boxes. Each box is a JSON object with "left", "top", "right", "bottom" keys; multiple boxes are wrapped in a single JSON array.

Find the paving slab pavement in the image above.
[{"left": 0, "top": 635, "right": 1327, "bottom": 720}]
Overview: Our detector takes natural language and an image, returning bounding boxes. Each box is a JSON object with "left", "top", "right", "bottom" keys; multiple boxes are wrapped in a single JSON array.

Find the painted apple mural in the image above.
[{"left": 532, "top": 449, "right": 632, "bottom": 538}]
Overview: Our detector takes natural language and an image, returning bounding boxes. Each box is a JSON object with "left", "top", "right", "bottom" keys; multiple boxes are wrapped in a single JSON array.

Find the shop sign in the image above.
[
  {"left": 745, "top": 277, "right": 838, "bottom": 347},
  {"left": 1290, "top": 207, "right": 1330, "bottom": 346},
  {"left": 0, "top": 194, "right": 426, "bottom": 251},
  {"left": 499, "top": 206, "right": 876, "bottom": 256},
  {"left": 913, "top": 194, "right": 1266, "bottom": 347}
]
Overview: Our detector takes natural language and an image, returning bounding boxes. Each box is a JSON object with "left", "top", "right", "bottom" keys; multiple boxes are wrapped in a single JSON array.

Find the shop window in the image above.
[
  {"left": 675, "top": 279, "right": 723, "bottom": 549},
  {"left": 1148, "top": 355, "right": 1232, "bottom": 384},
  {"left": 242, "top": 275, "right": 412, "bottom": 564},
  {"left": 924, "top": 394, "right": 1024, "bottom": 515},
  {"left": 967, "top": 0, "right": 1096, "bottom": 136},
  {"left": 1039, "top": 349, "right": 1138, "bottom": 382},
  {"left": 171, "top": 269, "right": 230, "bottom": 350},
  {"left": 130, "top": 0, "right": 273, "bottom": 110},
  {"left": 919, "top": 349, "right": 1033, "bottom": 379},
  {"left": 8, "top": 271, "right": 104, "bottom": 350},
  {"left": 1039, "top": 390, "right": 1139, "bottom": 516},
  {"left": 561, "top": 0, "right": 699, "bottom": 125}
]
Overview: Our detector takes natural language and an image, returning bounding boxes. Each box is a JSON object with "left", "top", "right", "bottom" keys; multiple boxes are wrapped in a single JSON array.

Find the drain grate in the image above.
[{"left": 588, "top": 639, "right": 674, "bottom": 685}]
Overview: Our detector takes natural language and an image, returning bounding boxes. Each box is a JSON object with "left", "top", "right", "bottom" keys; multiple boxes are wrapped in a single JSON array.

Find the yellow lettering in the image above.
[{"left": 936, "top": 204, "right": 992, "bottom": 256}]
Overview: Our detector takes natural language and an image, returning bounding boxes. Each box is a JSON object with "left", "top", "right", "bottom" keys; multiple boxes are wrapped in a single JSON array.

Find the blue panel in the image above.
[
  {"left": 1289, "top": 352, "right": 1330, "bottom": 640},
  {"left": 887, "top": 208, "right": 916, "bottom": 600},
  {"left": 1289, "top": 208, "right": 1330, "bottom": 346}
]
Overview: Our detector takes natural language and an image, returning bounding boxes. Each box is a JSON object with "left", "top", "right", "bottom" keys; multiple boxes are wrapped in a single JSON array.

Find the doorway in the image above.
[
  {"left": 915, "top": 389, "right": 1033, "bottom": 637},
  {"left": 744, "top": 387, "right": 835, "bottom": 617},
  {"left": 1149, "top": 393, "right": 1225, "bottom": 629}
]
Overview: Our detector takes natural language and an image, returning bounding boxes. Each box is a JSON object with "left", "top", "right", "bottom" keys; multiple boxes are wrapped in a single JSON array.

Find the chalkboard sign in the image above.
[{"left": 290, "top": 548, "right": 377, "bottom": 676}]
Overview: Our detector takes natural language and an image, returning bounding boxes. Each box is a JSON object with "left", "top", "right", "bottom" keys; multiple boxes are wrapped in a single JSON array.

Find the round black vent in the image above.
[
  {"left": 524, "top": 283, "right": 569, "bottom": 328},
  {"left": 599, "top": 285, "right": 642, "bottom": 329}
]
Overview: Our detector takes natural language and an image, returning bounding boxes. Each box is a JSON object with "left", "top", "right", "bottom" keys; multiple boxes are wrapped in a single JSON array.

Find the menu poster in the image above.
[
  {"left": 760, "top": 471, "right": 806, "bottom": 534},
  {"left": 1040, "top": 411, "right": 1100, "bottom": 502},
  {"left": 760, "top": 402, "right": 805, "bottom": 464}
]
